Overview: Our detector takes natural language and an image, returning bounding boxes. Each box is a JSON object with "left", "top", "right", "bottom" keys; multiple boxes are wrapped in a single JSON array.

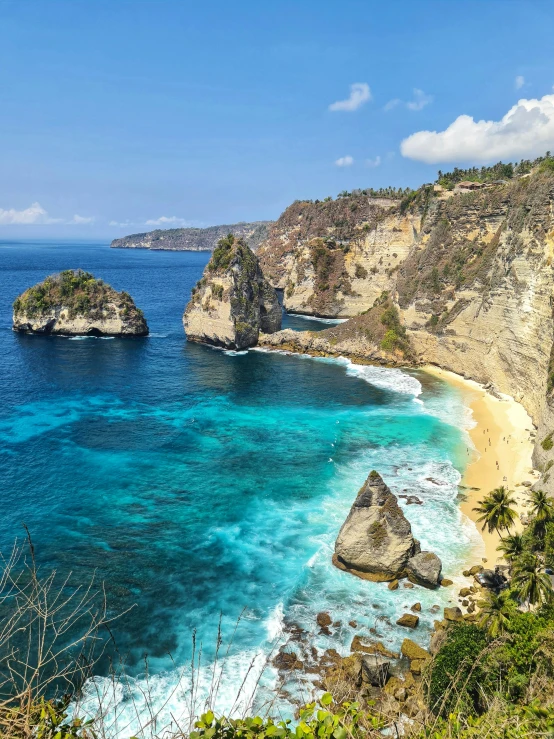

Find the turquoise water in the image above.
[{"left": 0, "top": 241, "right": 480, "bottom": 733}]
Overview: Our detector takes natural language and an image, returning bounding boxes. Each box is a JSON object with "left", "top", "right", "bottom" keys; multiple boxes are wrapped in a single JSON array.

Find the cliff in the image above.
[
  {"left": 257, "top": 193, "right": 421, "bottom": 317},
  {"left": 258, "top": 167, "right": 554, "bottom": 493},
  {"left": 111, "top": 221, "right": 272, "bottom": 252},
  {"left": 183, "top": 234, "right": 281, "bottom": 349},
  {"left": 13, "top": 270, "right": 148, "bottom": 336}
]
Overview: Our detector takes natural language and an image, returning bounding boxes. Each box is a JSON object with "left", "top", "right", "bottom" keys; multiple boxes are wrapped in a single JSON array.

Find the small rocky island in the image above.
[
  {"left": 334, "top": 470, "right": 442, "bottom": 588},
  {"left": 183, "top": 234, "right": 282, "bottom": 349},
  {"left": 13, "top": 270, "right": 148, "bottom": 336}
]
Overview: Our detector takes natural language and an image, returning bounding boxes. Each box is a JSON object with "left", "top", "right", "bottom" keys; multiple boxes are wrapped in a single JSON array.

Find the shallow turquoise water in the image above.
[{"left": 0, "top": 241, "right": 479, "bottom": 732}]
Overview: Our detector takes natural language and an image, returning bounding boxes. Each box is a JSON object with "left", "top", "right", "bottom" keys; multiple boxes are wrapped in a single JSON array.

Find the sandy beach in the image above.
[{"left": 423, "top": 366, "right": 538, "bottom": 565}]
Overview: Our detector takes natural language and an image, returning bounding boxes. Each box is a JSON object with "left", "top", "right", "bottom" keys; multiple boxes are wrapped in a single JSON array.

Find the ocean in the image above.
[{"left": 0, "top": 240, "right": 481, "bottom": 735}]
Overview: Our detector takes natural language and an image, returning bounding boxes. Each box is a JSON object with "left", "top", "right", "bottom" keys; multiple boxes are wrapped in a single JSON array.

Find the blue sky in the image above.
[{"left": 1, "top": 0, "right": 554, "bottom": 238}]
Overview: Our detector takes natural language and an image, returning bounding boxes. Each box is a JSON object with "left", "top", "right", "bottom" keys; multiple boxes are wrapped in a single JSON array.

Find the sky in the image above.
[{"left": 1, "top": 0, "right": 554, "bottom": 239}]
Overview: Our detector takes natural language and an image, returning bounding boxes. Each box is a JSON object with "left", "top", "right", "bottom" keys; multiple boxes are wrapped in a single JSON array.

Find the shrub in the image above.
[
  {"left": 209, "top": 234, "right": 236, "bottom": 272},
  {"left": 542, "top": 433, "right": 554, "bottom": 451},
  {"left": 354, "top": 263, "right": 368, "bottom": 279},
  {"left": 428, "top": 623, "right": 488, "bottom": 717}
]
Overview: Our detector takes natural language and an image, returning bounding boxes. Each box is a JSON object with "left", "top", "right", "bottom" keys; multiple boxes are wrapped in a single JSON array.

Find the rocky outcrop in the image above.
[
  {"left": 259, "top": 296, "right": 412, "bottom": 363},
  {"left": 111, "top": 221, "right": 272, "bottom": 252},
  {"left": 183, "top": 234, "right": 281, "bottom": 350},
  {"left": 258, "top": 169, "right": 554, "bottom": 494},
  {"left": 12, "top": 270, "right": 148, "bottom": 336},
  {"left": 333, "top": 470, "right": 442, "bottom": 585},
  {"left": 257, "top": 193, "right": 421, "bottom": 318}
]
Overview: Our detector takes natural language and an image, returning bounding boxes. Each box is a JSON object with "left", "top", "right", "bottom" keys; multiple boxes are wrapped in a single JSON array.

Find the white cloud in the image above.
[
  {"left": 144, "top": 215, "right": 191, "bottom": 227},
  {"left": 384, "top": 98, "right": 401, "bottom": 111},
  {"left": 406, "top": 88, "right": 433, "bottom": 111},
  {"left": 335, "top": 155, "right": 354, "bottom": 167},
  {"left": 515, "top": 75, "right": 525, "bottom": 90},
  {"left": 329, "top": 83, "right": 371, "bottom": 112},
  {"left": 0, "top": 202, "right": 52, "bottom": 225},
  {"left": 70, "top": 214, "right": 94, "bottom": 225},
  {"left": 366, "top": 156, "right": 381, "bottom": 168},
  {"left": 384, "top": 89, "right": 432, "bottom": 112},
  {"left": 0, "top": 202, "right": 94, "bottom": 226},
  {"left": 401, "top": 92, "right": 554, "bottom": 164}
]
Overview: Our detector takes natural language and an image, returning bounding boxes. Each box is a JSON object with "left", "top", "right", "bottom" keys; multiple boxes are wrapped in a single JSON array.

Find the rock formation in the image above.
[
  {"left": 333, "top": 470, "right": 442, "bottom": 586},
  {"left": 256, "top": 167, "right": 554, "bottom": 496},
  {"left": 12, "top": 270, "right": 148, "bottom": 336},
  {"left": 111, "top": 221, "right": 272, "bottom": 252},
  {"left": 183, "top": 234, "right": 281, "bottom": 349},
  {"left": 257, "top": 193, "right": 417, "bottom": 318}
]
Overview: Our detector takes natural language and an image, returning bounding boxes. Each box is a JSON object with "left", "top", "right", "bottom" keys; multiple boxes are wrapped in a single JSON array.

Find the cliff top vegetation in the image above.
[
  {"left": 13, "top": 269, "right": 143, "bottom": 320},
  {"left": 436, "top": 150, "right": 554, "bottom": 189}
]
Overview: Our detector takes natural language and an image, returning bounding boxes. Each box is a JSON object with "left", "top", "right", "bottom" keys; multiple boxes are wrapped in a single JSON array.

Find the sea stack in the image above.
[
  {"left": 183, "top": 234, "right": 281, "bottom": 349},
  {"left": 333, "top": 470, "right": 442, "bottom": 587},
  {"left": 12, "top": 270, "right": 148, "bottom": 336}
]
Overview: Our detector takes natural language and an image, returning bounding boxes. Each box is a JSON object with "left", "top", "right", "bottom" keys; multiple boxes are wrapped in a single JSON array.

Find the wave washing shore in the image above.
[
  {"left": 71, "top": 355, "right": 486, "bottom": 736},
  {"left": 423, "top": 366, "right": 536, "bottom": 564}
]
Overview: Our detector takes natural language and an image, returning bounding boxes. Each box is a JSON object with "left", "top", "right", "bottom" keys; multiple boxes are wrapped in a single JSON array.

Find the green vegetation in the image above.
[
  {"left": 472, "top": 486, "right": 517, "bottom": 535},
  {"left": 436, "top": 151, "right": 553, "bottom": 189},
  {"left": 191, "top": 694, "right": 384, "bottom": 739},
  {"left": 211, "top": 284, "right": 224, "bottom": 300},
  {"left": 209, "top": 233, "right": 236, "bottom": 272},
  {"left": 12, "top": 269, "right": 141, "bottom": 321},
  {"left": 542, "top": 432, "right": 554, "bottom": 450}
]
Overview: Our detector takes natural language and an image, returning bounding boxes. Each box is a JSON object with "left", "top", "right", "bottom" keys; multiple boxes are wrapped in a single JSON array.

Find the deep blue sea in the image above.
[{"left": 0, "top": 241, "right": 481, "bottom": 734}]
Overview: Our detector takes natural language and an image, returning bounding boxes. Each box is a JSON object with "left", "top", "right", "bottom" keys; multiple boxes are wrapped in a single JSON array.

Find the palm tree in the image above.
[
  {"left": 473, "top": 486, "right": 518, "bottom": 536},
  {"left": 529, "top": 490, "right": 554, "bottom": 522},
  {"left": 512, "top": 553, "right": 553, "bottom": 609},
  {"left": 478, "top": 592, "right": 512, "bottom": 638},
  {"left": 497, "top": 532, "right": 524, "bottom": 562},
  {"left": 529, "top": 490, "right": 554, "bottom": 543}
]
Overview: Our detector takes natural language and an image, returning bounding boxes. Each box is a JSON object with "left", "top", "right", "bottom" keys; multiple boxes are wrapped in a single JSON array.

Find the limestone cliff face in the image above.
[
  {"left": 258, "top": 171, "right": 554, "bottom": 491},
  {"left": 257, "top": 195, "right": 420, "bottom": 317},
  {"left": 183, "top": 235, "right": 281, "bottom": 350},
  {"left": 13, "top": 270, "right": 148, "bottom": 336}
]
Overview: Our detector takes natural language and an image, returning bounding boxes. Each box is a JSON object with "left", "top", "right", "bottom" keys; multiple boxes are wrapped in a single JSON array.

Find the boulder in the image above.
[
  {"left": 333, "top": 471, "right": 418, "bottom": 581},
  {"left": 410, "top": 659, "right": 427, "bottom": 675},
  {"left": 388, "top": 579, "right": 399, "bottom": 591},
  {"left": 316, "top": 612, "right": 332, "bottom": 628},
  {"left": 273, "top": 649, "right": 303, "bottom": 670},
  {"left": 396, "top": 613, "right": 419, "bottom": 629},
  {"left": 384, "top": 676, "right": 404, "bottom": 696},
  {"left": 459, "top": 587, "right": 472, "bottom": 597},
  {"left": 12, "top": 270, "right": 148, "bottom": 337},
  {"left": 361, "top": 654, "right": 390, "bottom": 687},
  {"left": 441, "top": 578, "right": 453, "bottom": 586},
  {"left": 406, "top": 551, "right": 442, "bottom": 588},
  {"left": 350, "top": 636, "right": 399, "bottom": 659},
  {"left": 444, "top": 606, "right": 464, "bottom": 622},
  {"left": 183, "top": 234, "right": 281, "bottom": 349},
  {"left": 400, "top": 639, "right": 430, "bottom": 661},
  {"left": 411, "top": 602, "right": 422, "bottom": 612}
]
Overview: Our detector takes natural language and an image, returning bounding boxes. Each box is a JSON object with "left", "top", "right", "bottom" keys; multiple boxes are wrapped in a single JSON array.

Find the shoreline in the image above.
[{"left": 422, "top": 366, "right": 537, "bottom": 565}]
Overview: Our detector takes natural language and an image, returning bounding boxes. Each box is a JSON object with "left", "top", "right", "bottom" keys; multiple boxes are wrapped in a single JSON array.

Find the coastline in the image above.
[{"left": 422, "top": 366, "right": 537, "bottom": 565}]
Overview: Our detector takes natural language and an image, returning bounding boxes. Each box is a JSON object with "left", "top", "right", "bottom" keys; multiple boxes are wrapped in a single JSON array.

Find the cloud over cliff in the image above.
[{"left": 401, "top": 93, "right": 554, "bottom": 163}]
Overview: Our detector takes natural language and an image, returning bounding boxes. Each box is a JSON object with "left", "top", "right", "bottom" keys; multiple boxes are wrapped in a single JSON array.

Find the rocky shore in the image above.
[{"left": 271, "top": 558, "right": 494, "bottom": 723}]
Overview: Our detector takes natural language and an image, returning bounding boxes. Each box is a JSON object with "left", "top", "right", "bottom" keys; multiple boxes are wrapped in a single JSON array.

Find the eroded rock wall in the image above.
[{"left": 259, "top": 173, "right": 554, "bottom": 486}]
